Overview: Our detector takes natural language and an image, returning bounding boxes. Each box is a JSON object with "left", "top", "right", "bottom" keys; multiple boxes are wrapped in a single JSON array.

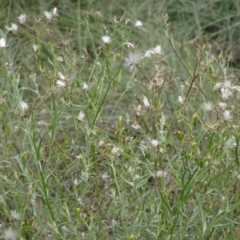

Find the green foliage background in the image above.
[{"left": 1, "top": 0, "right": 240, "bottom": 239}]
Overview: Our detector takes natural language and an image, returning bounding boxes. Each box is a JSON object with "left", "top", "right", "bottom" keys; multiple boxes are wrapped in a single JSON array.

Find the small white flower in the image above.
[
  {"left": 32, "top": 44, "right": 38, "bottom": 52},
  {"left": 18, "top": 14, "right": 26, "bottom": 24},
  {"left": 44, "top": 11, "right": 53, "bottom": 21},
  {"left": 0, "top": 38, "right": 7, "bottom": 48},
  {"left": 144, "top": 45, "right": 162, "bottom": 58},
  {"left": 125, "top": 51, "right": 143, "bottom": 65},
  {"left": 56, "top": 80, "right": 66, "bottom": 87},
  {"left": 73, "top": 177, "right": 79, "bottom": 186},
  {"left": 155, "top": 170, "right": 167, "bottom": 178},
  {"left": 57, "top": 72, "right": 69, "bottom": 87},
  {"left": 124, "top": 51, "right": 143, "bottom": 72},
  {"left": 76, "top": 154, "right": 82, "bottom": 160},
  {"left": 111, "top": 146, "right": 123, "bottom": 156},
  {"left": 223, "top": 110, "right": 232, "bottom": 122},
  {"left": 135, "top": 104, "right": 142, "bottom": 117},
  {"left": 143, "top": 96, "right": 150, "bottom": 107},
  {"left": 220, "top": 87, "right": 232, "bottom": 100},
  {"left": 214, "top": 82, "right": 222, "bottom": 90},
  {"left": 98, "top": 140, "right": 105, "bottom": 147},
  {"left": 3, "top": 227, "right": 17, "bottom": 240},
  {"left": 58, "top": 72, "right": 66, "bottom": 80},
  {"left": 152, "top": 45, "right": 162, "bottom": 55},
  {"left": 218, "top": 102, "right": 227, "bottom": 109},
  {"left": 5, "top": 62, "right": 13, "bottom": 69},
  {"left": 101, "top": 172, "right": 109, "bottom": 181},
  {"left": 82, "top": 83, "right": 88, "bottom": 91},
  {"left": 144, "top": 50, "right": 153, "bottom": 58},
  {"left": 57, "top": 56, "right": 64, "bottom": 63},
  {"left": 150, "top": 139, "right": 160, "bottom": 147},
  {"left": 131, "top": 123, "right": 141, "bottom": 130},
  {"left": 101, "top": 35, "right": 111, "bottom": 45},
  {"left": 44, "top": 8, "right": 58, "bottom": 21},
  {"left": 52, "top": 7, "right": 58, "bottom": 17},
  {"left": 77, "top": 111, "right": 85, "bottom": 121},
  {"left": 178, "top": 96, "right": 184, "bottom": 104},
  {"left": 222, "top": 80, "right": 232, "bottom": 89},
  {"left": 202, "top": 102, "right": 214, "bottom": 112},
  {"left": 19, "top": 101, "right": 28, "bottom": 111},
  {"left": 11, "top": 210, "right": 21, "bottom": 220},
  {"left": 5, "top": 23, "right": 18, "bottom": 33},
  {"left": 134, "top": 20, "right": 143, "bottom": 27}
]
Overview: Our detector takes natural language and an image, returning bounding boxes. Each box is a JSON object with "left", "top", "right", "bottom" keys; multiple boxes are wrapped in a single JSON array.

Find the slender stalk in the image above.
[
  {"left": 27, "top": 130, "right": 56, "bottom": 223},
  {"left": 185, "top": 56, "right": 200, "bottom": 99},
  {"left": 167, "top": 36, "right": 192, "bottom": 78}
]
